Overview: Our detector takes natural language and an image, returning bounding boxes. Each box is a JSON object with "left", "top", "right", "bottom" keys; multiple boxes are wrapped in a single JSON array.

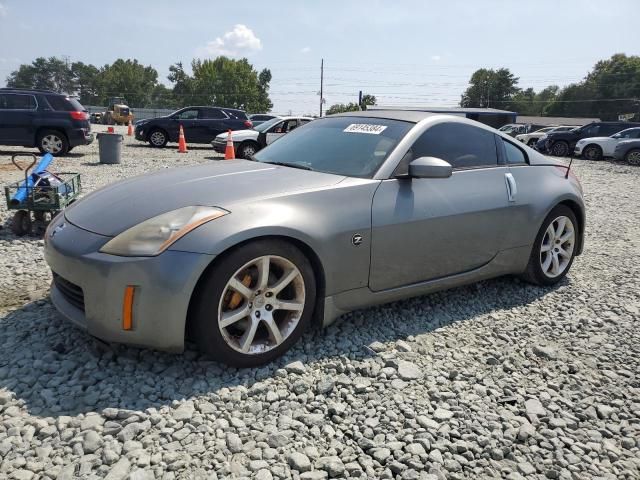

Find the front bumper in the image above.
[
  {"left": 212, "top": 139, "right": 227, "bottom": 153},
  {"left": 44, "top": 215, "right": 214, "bottom": 352},
  {"left": 134, "top": 128, "right": 146, "bottom": 141},
  {"left": 574, "top": 145, "right": 585, "bottom": 156}
]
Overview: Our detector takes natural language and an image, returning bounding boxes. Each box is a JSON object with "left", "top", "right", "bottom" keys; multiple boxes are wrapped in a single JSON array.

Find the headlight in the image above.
[{"left": 100, "top": 206, "right": 228, "bottom": 256}]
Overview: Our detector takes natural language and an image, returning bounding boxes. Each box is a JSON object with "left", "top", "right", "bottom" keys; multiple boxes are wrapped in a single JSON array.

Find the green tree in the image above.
[
  {"left": 187, "top": 57, "right": 273, "bottom": 113},
  {"left": 460, "top": 68, "right": 520, "bottom": 109},
  {"left": 326, "top": 94, "right": 376, "bottom": 115},
  {"left": 6, "top": 56, "right": 75, "bottom": 93},
  {"left": 97, "top": 59, "right": 159, "bottom": 108},
  {"left": 71, "top": 61, "right": 100, "bottom": 105}
]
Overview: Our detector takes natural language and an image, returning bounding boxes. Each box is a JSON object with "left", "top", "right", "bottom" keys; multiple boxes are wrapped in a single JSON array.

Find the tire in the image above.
[
  {"left": 625, "top": 149, "right": 640, "bottom": 166},
  {"left": 238, "top": 141, "right": 259, "bottom": 159},
  {"left": 521, "top": 205, "right": 579, "bottom": 286},
  {"left": 148, "top": 129, "right": 168, "bottom": 148},
  {"left": 191, "top": 239, "right": 317, "bottom": 367},
  {"left": 11, "top": 210, "right": 31, "bottom": 236},
  {"left": 550, "top": 141, "right": 569, "bottom": 157},
  {"left": 37, "top": 129, "right": 69, "bottom": 156},
  {"left": 527, "top": 139, "right": 537, "bottom": 147},
  {"left": 582, "top": 144, "right": 602, "bottom": 161}
]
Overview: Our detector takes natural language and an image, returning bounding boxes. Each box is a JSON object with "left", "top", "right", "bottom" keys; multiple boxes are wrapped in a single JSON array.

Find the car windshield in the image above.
[
  {"left": 252, "top": 116, "right": 413, "bottom": 178},
  {"left": 254, "top": 117, "right": 282, "bottom": 133}
]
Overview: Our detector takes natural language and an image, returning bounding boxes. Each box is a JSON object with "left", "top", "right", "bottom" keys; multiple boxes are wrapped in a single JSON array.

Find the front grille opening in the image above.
[{"left": 52, "top": 272, "right": 85, "bottom": 312}]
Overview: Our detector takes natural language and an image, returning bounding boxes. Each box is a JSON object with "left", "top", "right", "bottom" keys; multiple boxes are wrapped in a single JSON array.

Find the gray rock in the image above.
[
  {"left": 83, "top": 430, "right": 102, "bottom": 453},
  {"left": 288, "top": 452, "right": 312, "bottom": 472},
  {"left": 300, "top": 472, "right": 328, "bottom": 480},
  {"left": 226, "top": 433, "right": 242, "bottom": 453},
  {"left": 532, "top": 345, "right": 557, "bottom": 360},
  {"left": 596, "top": 404, "right": 615, "bottom": 419},
  {"left": 171, "top": 402, "right": 195, "bottom": 422},
  {"left": 104, "top": 457, "right": 130, "bottom": 480},
  {"left": 316, "top": 456, "right": 345, "bottom": 477},
  {"left": 525, "top": 398, "right": 546, "bottom": 416},
  {"left": 433, "top": 408, "right": 454, "bottom": 421},
  {"left": 255, "top": 470, "right": 273, "bottom": 480},
  {"left": 285, "top": 360, "right": 306, "bottom": 374},
  {"left": 368, "top": 341, "right": 386, "bottom": 352},
  {"left": 397, "top": 361, "right": 422, "bottom": 380},
  {"left": 372, "top": 448, "right": 391, "bottom": 464}
]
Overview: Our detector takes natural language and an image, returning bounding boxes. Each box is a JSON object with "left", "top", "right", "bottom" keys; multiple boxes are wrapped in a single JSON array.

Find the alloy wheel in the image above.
[
  {"left": 584, "top": 146, "right": 600, "bottom": 160},
  {"left": 218, "top": 255, "right": 306, "bottom": 354},
  {"left": 241, "top": 144, "right": 257, "bottom": 159},
  {"left": 540, "top": 215, "right": 575, "bottom": 278},
  {"left": 627, "top": 150, "right": 640, "bottom": 166},
  {"left": 150, "top": 131, "right": 166, "bottom": 146},
  {"left": 42, "top": 134, "right": 63, "bottom": 154},
  {"left": 551, "top": 142, "right": 568, "bottom": 157}
]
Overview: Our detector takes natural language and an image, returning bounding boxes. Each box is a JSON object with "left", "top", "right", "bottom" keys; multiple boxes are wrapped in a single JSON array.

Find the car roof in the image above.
[
  {"left": 329, "top": 110, "right": 435, "bottom": 123},
  {"left": 0, "top": 87, "right": 62, "bottom": 95},
  {"left": 186, "top": 106, "right": 246, "bottom": 113},
  {"left": 281, "top": 116, "right": 314, "bottom": 121}
]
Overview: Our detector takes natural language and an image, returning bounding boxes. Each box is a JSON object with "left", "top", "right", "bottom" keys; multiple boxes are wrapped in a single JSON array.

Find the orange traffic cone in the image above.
[
  {"left": 127, "top": 120, "right": 133, "bottom": 136},
  {"left": 224, "top": 130, "right": 235, "bottom": 160},
  {"left": 178, "top": 125, "right": 188, "bottom": 153}
]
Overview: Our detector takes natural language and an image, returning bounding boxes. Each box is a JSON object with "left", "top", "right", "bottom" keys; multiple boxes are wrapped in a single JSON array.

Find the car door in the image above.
[
  {"left": 369, "top": 122, "right": 513, "bottom": 292},
  {"left": 0, "top": 93, "right": 37, "bottom": 144},
  {"left": 171, "top": 108, "right": 201, "bottom": 142},
  {"left": 200, "top": 108, "right": 229, "bottom": 142}
]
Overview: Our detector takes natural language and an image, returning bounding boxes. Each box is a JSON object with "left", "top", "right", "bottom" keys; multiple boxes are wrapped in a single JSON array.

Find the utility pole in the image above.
[{"left": 319, "top": 58, "right": 324, "bottom": 117}]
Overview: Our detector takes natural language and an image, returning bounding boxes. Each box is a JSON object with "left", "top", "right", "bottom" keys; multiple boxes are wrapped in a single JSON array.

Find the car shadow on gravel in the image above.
[{"left": 0, "top": 276, "right": 564, "bottom": 418}]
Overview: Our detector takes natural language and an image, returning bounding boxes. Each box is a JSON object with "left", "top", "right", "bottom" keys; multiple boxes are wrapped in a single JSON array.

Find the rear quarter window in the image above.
[
  {"left": 46, "top": 95, "right": 85, "bottom": 111},
  {"left": 225, "top": 110, "right": 248, "bottom": 120}
]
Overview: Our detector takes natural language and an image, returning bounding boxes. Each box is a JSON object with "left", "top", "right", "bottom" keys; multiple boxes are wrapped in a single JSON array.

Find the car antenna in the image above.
[{"left": 565, "top": 157, "right": 573, "bottom": 179}]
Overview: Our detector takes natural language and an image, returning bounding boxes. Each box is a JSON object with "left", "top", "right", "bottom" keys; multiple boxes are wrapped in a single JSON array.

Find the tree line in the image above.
[
  {"left": 460, "top": 54, "right": 640, "bottom": 121},
  {"left": 5, "top": 56, "right": 273, "bottom": 113}
]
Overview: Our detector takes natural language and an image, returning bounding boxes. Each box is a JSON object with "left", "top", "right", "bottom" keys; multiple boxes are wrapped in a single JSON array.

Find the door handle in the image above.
[{"left": 504, "top": 173, "right": 517, "bottom": 202}]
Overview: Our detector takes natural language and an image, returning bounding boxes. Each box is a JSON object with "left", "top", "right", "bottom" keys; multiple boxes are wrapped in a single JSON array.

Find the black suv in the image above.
[
  {"left": 134, "top": 106, "right": 253, "bottom": 147},
  {"left": 537, "top": 121, "right": 640, "bottom": 157},
  {"left": 0, "top": 88, "right": 93, "bottom": 156}
]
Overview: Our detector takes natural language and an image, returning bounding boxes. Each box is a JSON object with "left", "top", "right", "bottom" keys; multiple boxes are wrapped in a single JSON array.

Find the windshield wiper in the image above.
[{"left": 261, "top": 161, "right": 313, "bottom": 171}]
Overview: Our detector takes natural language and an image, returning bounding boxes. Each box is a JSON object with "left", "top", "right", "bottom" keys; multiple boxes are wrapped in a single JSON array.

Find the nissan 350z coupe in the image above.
[{"left": 45, "top": 111, "right": 585, "bottom": 367}]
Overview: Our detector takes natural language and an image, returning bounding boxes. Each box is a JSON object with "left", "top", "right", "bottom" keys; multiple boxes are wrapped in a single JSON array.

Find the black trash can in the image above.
[{"left": 97, "top": 133, "right": 123, "bottom": 164}]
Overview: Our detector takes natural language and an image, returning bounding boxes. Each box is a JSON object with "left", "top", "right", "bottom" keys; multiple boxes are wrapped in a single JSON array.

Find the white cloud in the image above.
[
  {"left": 300, "top": 47, "right": 311, "bottom": 54},
  {"left": 431, "top": 55, "right": 441, "bottom": 61},
  {"left": 199, "top": 24, "right": 262, "bottom": 58},
  {"left": 0, "top": 3, "right": 7, "bottom": 18}
]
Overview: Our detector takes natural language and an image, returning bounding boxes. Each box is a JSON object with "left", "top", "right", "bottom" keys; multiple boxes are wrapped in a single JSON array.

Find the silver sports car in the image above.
[{"left": 44, "top": 111, "right": 585, "bottom": 366}]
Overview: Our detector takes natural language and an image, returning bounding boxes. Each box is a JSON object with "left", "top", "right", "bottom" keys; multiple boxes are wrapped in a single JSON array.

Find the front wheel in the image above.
[
  {"left": 583, "top": 144, "right": 602, "bottom": 161},
  {"left": 191, "top": 240, "right": 316, "bottom": 367},
  {"left": 148, "top": 129, "right": 168, "bottom": 148},
  {"left": 238, "top": 141, "right": 259, "bottom": 159},
  {"left": 625, "top": 149, "right": 640, "bottom": 166},
  {"left": 550, "top": 141, "right": 569, "bottom": 157},
  {"left": 521, "top": 205, "right": 578, "bottom": 286},
  {"left": 527, "top": 139, "right": 538, "bottom": 147}
]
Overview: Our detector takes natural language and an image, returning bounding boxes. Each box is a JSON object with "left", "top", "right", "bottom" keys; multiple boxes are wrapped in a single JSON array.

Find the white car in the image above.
[
  {"left": 516, "top": 126, "right": 576, "bottom": 147},
  {"left": 212, "top": 116, "right": 313, "bottom": 159},
  {"left": 574, "top": 127, "right": 640, "bottom": 160}
]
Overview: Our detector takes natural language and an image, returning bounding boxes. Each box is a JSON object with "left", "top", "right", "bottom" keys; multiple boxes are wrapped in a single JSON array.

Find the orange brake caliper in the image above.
[{"left": 227, "top": 274, "right": 252, "bottom": 310}]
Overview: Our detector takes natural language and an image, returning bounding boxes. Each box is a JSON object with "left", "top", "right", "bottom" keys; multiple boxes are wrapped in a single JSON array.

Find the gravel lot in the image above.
[{"left": 0, "top": 128, "right": 639, "bottom": 480}]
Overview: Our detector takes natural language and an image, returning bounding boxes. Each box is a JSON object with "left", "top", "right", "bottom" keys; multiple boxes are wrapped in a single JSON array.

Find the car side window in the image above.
[
  {"left": 203, "top": 108, "right": 227, "bottom": 119},
  {"left": 0, "top": 93, "right": 36, "bottom": 110},
  {"left": 502, "top": 139, "right": 528, "bottom": 165},
  {"left": 601, "top": 125, "right": 622, "bottom": 136},
  {"left": 410, "top": 122, "right": 498, "bottom": 169},
  {"left": 175, "top": 109, "right": 199, "bottom": 120},
  {"left": 582, "top": 125, "right": 600, "bottom": 136},
  {"left": 299, "top": 119, "right": 311, "bottom": 125},
  {"left": 269, "top": 121, "right": 285, "bottom": 134},
  {"left": 285, "top": 120, "right": 299, "bottom": 132}
]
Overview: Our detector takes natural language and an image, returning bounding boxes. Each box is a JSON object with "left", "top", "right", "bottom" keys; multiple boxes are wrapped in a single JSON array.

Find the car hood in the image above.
[
  {"left": 577, "top": 136, "right": 611, "bottom": 143},
  {"left": 214, "top": 129, "right": 258, "bottom": 142},
  {"left": 65, "top": 160, "right": 345, "bottom": 237}
]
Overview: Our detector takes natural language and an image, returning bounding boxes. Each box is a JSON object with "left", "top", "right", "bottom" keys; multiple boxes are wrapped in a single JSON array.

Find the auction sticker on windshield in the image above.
[{"left": 344, "top": 124, "right": 388, "bottom": 134}]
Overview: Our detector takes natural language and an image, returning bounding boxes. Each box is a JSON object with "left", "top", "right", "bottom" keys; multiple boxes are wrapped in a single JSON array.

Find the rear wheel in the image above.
[
  {"left": 191, "top": 240, "right": 316, "bottom": 367},
  {"left": 625, "top": 149, "right": 640, "bottom": 166},
  {"left": 521, "top": 205, "right": 578, "bottom": 286},
  {"left": 11, "top": 211, "right": 31, "bottom": 236},
  {"left": 550, "top": 141, "right": 569, "bottom": 157},
  {"left": 37, "top": 130, "right": 69, "bottom": 156},
  {"left": 148, "top": 129, "right": 168, "bottom": 148},
  {"left": 583, "top": 144, "right": 602, "bottom": 160}
]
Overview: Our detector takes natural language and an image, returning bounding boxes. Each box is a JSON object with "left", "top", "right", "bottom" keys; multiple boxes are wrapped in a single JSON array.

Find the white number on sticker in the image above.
[{"left": 344, "top": 124, "right": 388, "bottom": 134}]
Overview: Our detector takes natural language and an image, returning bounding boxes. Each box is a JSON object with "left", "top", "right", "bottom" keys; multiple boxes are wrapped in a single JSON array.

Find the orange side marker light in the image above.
[{"left": 122, "top": 286, "right": 135, "bottom": 330}]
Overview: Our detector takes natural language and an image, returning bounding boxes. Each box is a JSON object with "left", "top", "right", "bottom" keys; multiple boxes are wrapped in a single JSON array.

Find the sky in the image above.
[{"left": 1, "top": 0, "right": 639, "bottom": 115}]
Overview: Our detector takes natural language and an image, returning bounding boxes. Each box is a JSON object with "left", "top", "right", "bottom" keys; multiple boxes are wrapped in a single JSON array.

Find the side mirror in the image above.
[{"left": 408, "top": 157, "right": 452, "bottom": 179}]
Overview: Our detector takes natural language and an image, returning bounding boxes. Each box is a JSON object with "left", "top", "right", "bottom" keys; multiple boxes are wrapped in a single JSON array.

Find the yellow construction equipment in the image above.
[{"left": 101, "top": 97, "right": 134, "bottom": 126}]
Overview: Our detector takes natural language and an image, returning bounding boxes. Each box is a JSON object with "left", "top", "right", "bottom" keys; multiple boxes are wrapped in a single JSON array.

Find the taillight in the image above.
[
  {"left": 244, "top": 120, "right": 253, "bottom": 128},
  {"left": 70, "top": 111, "right": 89, "bottom": 121}
]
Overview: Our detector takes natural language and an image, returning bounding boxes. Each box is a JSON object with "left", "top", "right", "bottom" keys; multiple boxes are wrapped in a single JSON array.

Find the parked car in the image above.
[
  {"left": 249, "top": 114, "right": 278, "bottom": 127},
  {"left": 613, "top": 139, "right": 640, "bottom": 165},
  {"left": 573, "top": 127, "right": 640, "bottom": 160},
  {"left": 0, "top": 88, "right": 93, "bottom": 155},
  {"left": 212, "top": 116, "right": 313, "bottom": 158},
  {"left": 499, "top": 123, "right": 547, "bottom": 137},
  {"left": 45, "top": 111, "right": 584, "bottom": 366},
  {"left": 516, "top": 126, "right": 577, "bottom": 147},
  {"left": 536, "top": 121, "right": 640, "bottom": 157},
  {"left": 134, "top": 106, "right": 252, "bottom": 147}
]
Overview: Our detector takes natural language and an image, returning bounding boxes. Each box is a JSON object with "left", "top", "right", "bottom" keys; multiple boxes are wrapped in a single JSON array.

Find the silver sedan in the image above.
[{"left": 44, "top": 111, "right": 585, "bottom": 366}]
